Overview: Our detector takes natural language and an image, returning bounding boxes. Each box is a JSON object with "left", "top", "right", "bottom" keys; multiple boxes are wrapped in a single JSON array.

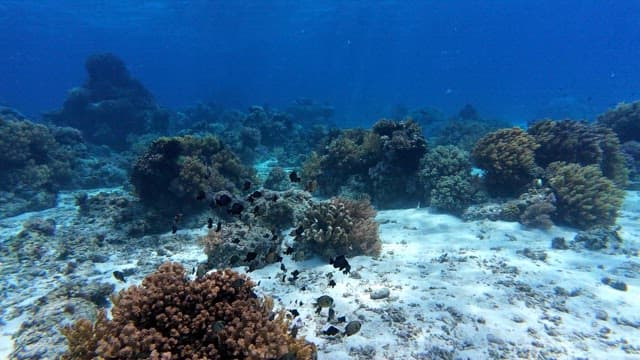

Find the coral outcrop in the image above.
[
  {"left": 294, "top": 197, "right": 381, "bottom": 259},
  {"left": 596, "top": 101, "right": 640, "bottom": 143},
  {"left": 472, "top": 128, "right": 541, "bottom": 196},
  {"left": 545, "top": 162, "right": 625, "bottom": 229},
  {"left": 61, "top": 262, "right": 316, "bottom": 359},
  {"left": 528, "top": 119, "right": 628, "bottom": 187},
  {"left": 44, "top": 53, "right": 169, "bottom": 150},
  {"left": 419, "top": 145, "right": 477, "bottom": 214},
  {"left": 130, "top": 135, "right": 255, "bottom": 216}
]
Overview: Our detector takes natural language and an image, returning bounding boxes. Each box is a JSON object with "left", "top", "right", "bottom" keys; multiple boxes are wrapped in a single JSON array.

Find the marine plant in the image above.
[
  {"left": 471, "top": 127, "right": 540, "bottom": 196},
  {"left": 528, "top": 118, "right": 628, "bottom": 187},
  {"left": 130, "top": 135, "right": 255, "bottom": 215},
  {"left": 61, "top": 262, "right": 316, "bottom": 359},
  {"left": 545, "top": 162, "right": 625, "bottom": 229},
  {"left": 596, "top": 100, "right": 640, "bottom": 143},
  {"left": 294, "top": 196, "right": 381, "bottom": 259}
]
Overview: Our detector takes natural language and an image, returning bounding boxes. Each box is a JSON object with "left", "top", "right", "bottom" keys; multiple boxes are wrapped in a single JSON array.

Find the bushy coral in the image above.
[
  {"left": 419, "top": 145, "right": 476, "bottom": 214},
  {"left": 545, "top": 162, "right": 625, "bottom": 229},
  {"left": 61, "top": 262, "right": 316, "bottom": 359},
  {"left": 130, "top": 135, "right": 255, "bottom": 215},
  {"left": 44, "top": 53, "right": 169, "bottom": 150},
  {"left": 596, "top": 100, "right": 640, "bottom": 143},
  {"left": 472, "top": 128, "right": 541, "bottom": 196},
  {"left": 528, "top": 119, "right": 628, "bottom": 187},
  {"left": 294, "top": 197, "right": 381, "bottom": 259}
]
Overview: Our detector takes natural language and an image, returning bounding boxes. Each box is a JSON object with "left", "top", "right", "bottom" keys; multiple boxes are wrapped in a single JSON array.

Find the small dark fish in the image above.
[
  {"left": 300, "top": 285, "right": 307, "bottom": 291},
  {"left": 314, "top": 295, "right": 334, "bottom": 313},
  {"left": 330, "top": 255, "right": 351, "bottom": 274},
  {"left": 215, "top": 221, "right": 222, "bottom": 232},
  {"left": 289, "top": 309, "right": 300, "bottom": 317},
  {"left": 291, "top": 269, "right": 300, "bottom": 279},
  {"left": 344, "top": 320, "right": 362, "bottom": 336},
  {"left": 171, "top": 224, "right": 178, "bottom": 234},
  {"left": 113, "top": 271, "right": 126, "bottom": 282},
  {"left": 207, "top": 217, "right": 214, "bottom": 229},
  {"left": 231, "top": 279, "right": 245, "bottom": 289},
  {"left": 228, "top": 202, "right": 244, "bottom": 215},
  {"left": 247, "top": 263, "right": 257, "bottom": 272},
  {"left": 289, "top": 171, "right": 301, "bottom": 183},
  {"left": 213, "top": 320, "right": 226, "bottom": 333},
  {"left": 271, "top": 193, "right": 279, "bottom": 202},
  {"left": 281, "top": 274, "right": 286, "bottom": 282},
  {"left": 263, "top": 233, "right": 271, "bottom": 238},
  {"left": 284, "top": 246, "right": 295, "bottom": 255},
  {"left": 328, "top": 307, "right": 335, "bottom": 322},
  {"left": 323, "top": 326, "right": 340, "bottom": 336},
  {"left": 337, "top": 316, "right": 346, "bottom": 323},
  {"left": 251, "top": 190, "right": 262, "bottom": 198},
  {"left": 280, "top": 263, "right": 287, "bottom": 272},
  {"left": 232, "top": 238, "right": 241, "bottom": 244},
  {"left": 242, "top": 180, "right": 252, "bottom": 191},
  {"left": 328, "top": 279, "right": 336, "bottom": 288},
  {"left": 247, "top": 196, "right": 255, "bottom": 204},
  {"left": 215, "top": 193, "right": 232, "bottom": 206},
  {"left": 271, "top": 234, "right": 278, "bottom": 241},
  {"left": 295, "top": 225, "right": 304, "bottom": 236},
  {"left": 196, "top": 190, "right": 206, "bottom": 200},
  {"left": 244, "top": 251, "right": 257, "bottom": 262}
]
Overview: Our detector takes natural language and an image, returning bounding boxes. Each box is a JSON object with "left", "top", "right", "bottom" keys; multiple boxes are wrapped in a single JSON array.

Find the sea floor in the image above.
[{"left": 1, "top": 188, "right": 639, "bottom": 359}]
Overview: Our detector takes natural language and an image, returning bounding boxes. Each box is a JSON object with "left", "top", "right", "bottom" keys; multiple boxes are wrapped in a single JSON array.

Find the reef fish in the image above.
[
  {"left": 289, "top": 171, "right": 301, "bottom": 183},
  {"left": 330, "top": 255, "right": 351, "bottom": 274},
  {"left": 244, "top": 251, "right": 258, "bottom": 262},
  {"left": 314, "top": 295, "right": 334, "bottom": 314},
  {"left": 322, "top": 326, "right": 340, "bottom": 336},
  {"left": 113, "top": 270, "right": 126, "bottom": 282},
  {"left": 344, "top": 320, "right": 362, "bottom": 336}
]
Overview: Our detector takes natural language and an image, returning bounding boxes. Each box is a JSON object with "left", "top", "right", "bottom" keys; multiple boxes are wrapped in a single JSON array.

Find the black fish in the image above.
[
  {"left": 228, "top": 202, "right": 244, "bottom": 215},
  {"left": 207, "top": 218, "right": 214, "bottom": 229},
  {"left": 295, "top": 225, "right": 304, "bottom": 236},
  {"left": 291, "top": 269, "right": 300, "bottom": 279},
  {"left": 323, "top": 326, "right": 340, "bottom": 336},
  {"left": 196, "top": 190, "right": 206, "bottom": 201},
  {"left": 215, "top": 221, "right": 222, "bottom": 232},
  {"left": 244, "top": 251, "right": 257, "bottom": 262},
  {"left": 328, "top": 308, "right": 335, "bottom": 322},
  {"left": 113, "top": 271, "right": 126, "bottom": 282},
  {"left": 216, "top": 193, "right": 232, "bottom": 206},
  {"left": 247, "top": 263, "right": 257, "bottom": 272},
  {"left": 330, "top": 255, "right": 351, "bottom": 274},
  {"left": 171, "top": 224, "right": 178, "bottom": 234},
  {"left": 251, "top": 190, "right": 262, "bottom": 198},
  {"left": 337, "top": 316, "right": 346, "bottom": 323},
  {"left": 280, "top": 263, "right": 287, "bottom": 272},
  {"left": 281, "top": 274, "right": 286, "bottom": 282},
  {"left": 289, "top": 171, "right": 301, "bottom": 183},
  {"left": 289, "top": 309, "right": 300, "bottom": 317},
  {"left": 242, "top": 180, "right": 252, "bottom": 191},
  {"left": 328, "top": 279, "right": 336, "bottom": 288},
  {"left": 284, "top": 246, "right": 295, "bottom": 255}
]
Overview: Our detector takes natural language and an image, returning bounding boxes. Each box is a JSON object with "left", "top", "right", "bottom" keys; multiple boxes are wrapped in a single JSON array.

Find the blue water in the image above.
[{"left": 1, "top": 1, "right": 639, "bottom": 124}]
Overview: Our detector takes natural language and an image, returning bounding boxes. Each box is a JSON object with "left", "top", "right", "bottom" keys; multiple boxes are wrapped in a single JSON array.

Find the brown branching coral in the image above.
[
  {"left": 472, "top": 127, "right": 541, "bottom": 196},
  {"left": 61, "top": 263, "right": 316, "bottom": 360},
  {"left": 528, "top": 119, "right": 628, "bottom": 187},
  {"left": 545, "top": 162, "right": 625, "bottom": 229},
  {"left": 294, "top": 197, "right": 381, "bottom": 259}
]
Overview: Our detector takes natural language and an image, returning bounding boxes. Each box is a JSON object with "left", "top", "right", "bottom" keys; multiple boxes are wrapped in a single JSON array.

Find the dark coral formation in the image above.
[
  {"left": 528, "top": 119, "right": 628, "bottom": 187},
  {"left": 130, "top": 135, "right": 255, "bottom": 216},
  {"left": 545, "top": 162, "right": 625, "bottom": 229},
  {"left": 61, "top": 262, "right": 316, "bottom": 359},
  {"left": 472, "top": 128, "right": 541, "bottom": 196},
  {"left": 0, "top": 115, "right": 78, "bottom": 217},
  {"left": 596, "top": 101, "right": 640, "bottom": 143},
  {"left": 419, "top": 145, "right": 478, "bottom": 214},
  {"left": 45, "top": 53, "right": 169, "bottom": 150},
  {"left": 302, "top": 119, "right": 427, "bottom": 208},
  {"left": 294, "top": 197, "right": 381, "bottom": 259}
]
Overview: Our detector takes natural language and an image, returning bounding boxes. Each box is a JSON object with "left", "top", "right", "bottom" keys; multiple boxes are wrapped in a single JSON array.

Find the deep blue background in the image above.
[{"left": 1, "top": 0, "right": 639, "bottom": 125}]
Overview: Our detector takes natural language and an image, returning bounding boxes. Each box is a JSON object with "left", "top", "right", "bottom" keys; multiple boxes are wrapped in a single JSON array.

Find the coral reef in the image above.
[
  {"left": 44, "top": 53, "right": 169, "bottom": 150},
  {"left": 0, "top": 115, "right": 77, "bottom": 217},
  {"left": 130, "top": 135, "right": 255, "bottom": 216},
  {"left": 528, "top": 119, "right": 628, "bottom": 187},
  {"left": 61, "top": 262, "right": 316, "bottom": 359},
  {"left": 419, "top": 145, "right": 477, "bottom": 214},
  {"left": 620, "top": 141, "right": 640, "bottom": 187},
  {"left": 545, "top": 162, "right": 625, "bottom": 229},
  {"left": 596, "top": 101, "right": 640, "bottom": 143},
  {"left": 294, "top": 197, "right": 381, "bottom": 259},
  {"left": 302, "top": 119, "right": 427, "bottom": 207},
  {"left": 472, "top": 128, "right": 541, "bottom": 196}
]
